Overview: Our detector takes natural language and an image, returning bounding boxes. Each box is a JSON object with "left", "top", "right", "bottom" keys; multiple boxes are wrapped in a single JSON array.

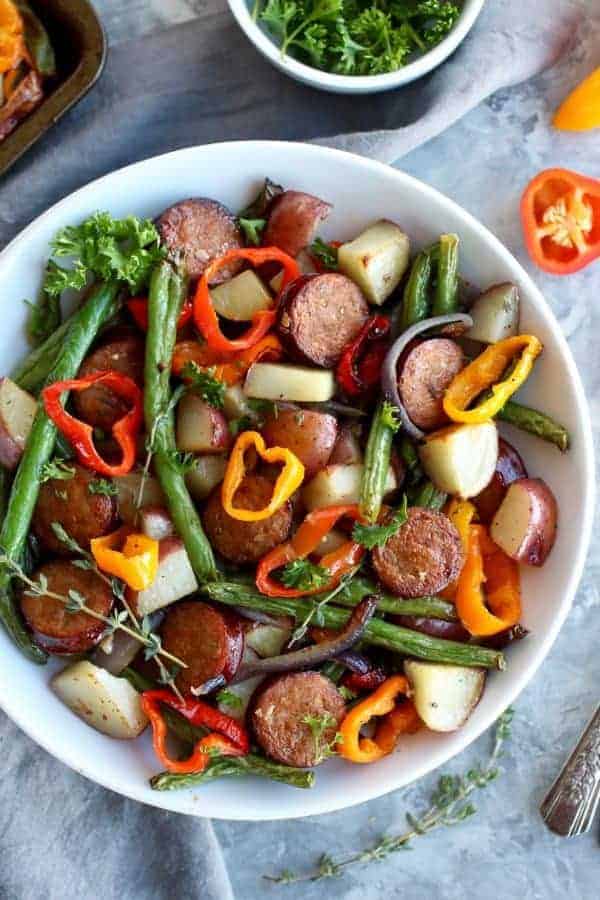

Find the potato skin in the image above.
[
  {"left": 263, "top": 190, "right": 332, "bottom": 258},
  {"left": 261, "top": 407, "right": 338, "bottom": 477},
  {"left": 473, "top": 438, "right": 527, "bottom": 524},
  {"left": 490, "top": 477, "right": 557, "bottom": 566}
]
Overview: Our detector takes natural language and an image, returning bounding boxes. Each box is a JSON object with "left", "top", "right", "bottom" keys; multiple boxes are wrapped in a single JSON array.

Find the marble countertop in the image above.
[{"left": 1, "top": 2, "right": 599, "bottom": 898}]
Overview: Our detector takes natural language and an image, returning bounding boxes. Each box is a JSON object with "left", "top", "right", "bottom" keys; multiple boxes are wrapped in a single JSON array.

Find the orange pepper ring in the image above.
[
  {"left": 339, "top": 675, "right": 412, "bottom": 764},
  {"left": 91, "top": 527, "right": 159, "bottom": 591}
]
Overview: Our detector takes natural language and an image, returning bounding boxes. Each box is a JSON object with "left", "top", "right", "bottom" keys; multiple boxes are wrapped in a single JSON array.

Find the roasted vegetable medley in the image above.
[
  {"left": 0, "top": 0, "right": 55, "bottom": 143},
  {"left": 0, "top": 177, "right": 567, "bottom": 791}
]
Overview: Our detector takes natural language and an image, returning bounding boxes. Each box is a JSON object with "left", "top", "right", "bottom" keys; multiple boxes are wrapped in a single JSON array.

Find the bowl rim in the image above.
[
  {"left": 227, "top": 0, "right": 487, "bottom": 93},
  {"left": 0, "top": 140, "right": 594, "bottom": 821}
]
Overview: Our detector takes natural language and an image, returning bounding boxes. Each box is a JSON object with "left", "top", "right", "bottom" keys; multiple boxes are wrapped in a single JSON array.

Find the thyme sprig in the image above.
[
  {"left": 287, "top": 568, "right": 359, "bottom": 647},
  {"left": 266, "top": 709, "right": 514, "bottom": 884}
]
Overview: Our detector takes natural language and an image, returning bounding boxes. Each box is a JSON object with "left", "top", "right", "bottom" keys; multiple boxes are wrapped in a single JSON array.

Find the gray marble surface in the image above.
[{"left": 1, "top": 1, "right": 600, "bottom": 897}]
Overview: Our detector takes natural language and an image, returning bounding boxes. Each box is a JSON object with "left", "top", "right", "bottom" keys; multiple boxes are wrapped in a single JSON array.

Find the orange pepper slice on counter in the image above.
[
  {"left": 221, "top": 430, "right": 304, "bottom": 522},
  {"left": 338, "top": 675, "right": 418, "bottom": 764},
  {"left": 91, "top": 528, "right": 159, "bottom": 591},
  {"left": 454, "top": 525, "right": 521, "bottom": 637},
  {"left": 554, "top": 68, "right": 600, "bottom": 132},
  {"left": 443, "top": 335, "right": 542, "bottom": 424}
]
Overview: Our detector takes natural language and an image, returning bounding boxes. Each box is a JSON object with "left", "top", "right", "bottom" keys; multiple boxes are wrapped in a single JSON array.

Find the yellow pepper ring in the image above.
[
  {"left": 443, "top": 335, "right": 543, "bottom": 425},
  {"left": 222, "top": 431, "right": 305, "bottom": 523},
  {"left": 91, "top": 528, "right": 159, "bottom": 591}
]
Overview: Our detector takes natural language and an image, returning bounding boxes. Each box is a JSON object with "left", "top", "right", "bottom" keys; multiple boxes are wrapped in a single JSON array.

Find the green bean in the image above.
[
  {"left": 121, "top": 667, "right": 314, "bottom": 791},
  {"left": 321, "top": 660, "right": 346, "bottom": 683},
  {"left": 496, "top": 399, "right": 570, "bottom": 452},
  {"left": 409, "top": 480, "right": 447, "bottom": 510},
  {"left": 144, "top": 263, "right": 217, "bottom": 583},
  {"left": 333, "top": 575, "right": 458, "bottom": 621},
  {"left": 400, "top": 248, "right": 434, "bottom": 331},
  {"left": 432, "top": 233, "right": 459, "bottom": 316},
  {"left": 398, "top": 434, "right": 423, "bottom": 487},
  {"left": 151, "top": 754, "right": 315, "bottom": 792},
  {"left": 206, "top": 582, "right": 505, "bottom": 670},
  {"left": 0, "top": 280, "right": 119, "bottom": 662},
  {"left": 359, "top": 400, "right": 396, "bottom": 523}
]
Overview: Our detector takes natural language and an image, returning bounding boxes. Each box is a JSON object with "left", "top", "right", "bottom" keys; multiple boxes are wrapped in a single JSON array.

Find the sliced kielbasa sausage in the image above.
[
  {"left": 74, "top": 332, "right": 145, "bottom": 432},
  {"left": 263, "top": 190, "right": 332, "bottom": 258},
  {"left": 398, "top": 338, "right": 464, "bottom": 432},
  {"left": 371, "top": 507, "right": 464, "bottom": 598},
  {"left": 251, "top": 671, "right": 346, "bottom": 768},
  {"left": 278, "top": 273, "right": 369, "bottom": 368},
  {"left": 261, "top": 407, "right": 338, "bottom": 477},
  {"left": 156, "top": 198, "right": 243, "bottom": 282},
  {"left": 20, "top": 560, "right": 114, "bottom": 654},
  {"left": 201, "top": 474, "right": 293, "bottom": 564},
  {"left": 161, "top": 601, "right": 244, "bottom": 696},
  {"left": 33, "top": 465, "right": 117, "bottom": 555}
]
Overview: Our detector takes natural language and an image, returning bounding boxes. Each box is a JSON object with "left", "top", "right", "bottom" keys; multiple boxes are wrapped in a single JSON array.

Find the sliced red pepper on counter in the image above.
[
  {"left": 42, "top": 371, "right": 143, "bottom": 477},
  {"left": 193, "top": 247, "right": 300, "bottom": 353},
  {"left": 455, "top": 525, "right": 521, "bottom": 637},
  {"left": 127, "top": 296, "right": 193, "bottom": 332},
  {"left": 222, "top": 431, "right": 305, "bottom": 522},
  {"left": 337, "top": 315, "right": 391, "bottom": 397},
  {"left": 172, "top": 334, "right": 283, "bottom": 386},
  {"left": 256, "top": 504, "right": 365, "bottom": 598},
  {"left": 91, "top": 528, "right": 159, "bottom": 591},
  {"left": 338, "top": 675, "right": 417, "bottom": 764},
  {"left": 521, "top": 168, "right": 600, "bottom": 274},
  {"left": 141, "top": 689, "right": 249, "bottom": 775}
]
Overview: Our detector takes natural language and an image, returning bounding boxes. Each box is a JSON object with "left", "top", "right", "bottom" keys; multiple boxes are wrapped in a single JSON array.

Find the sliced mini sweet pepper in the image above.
[
  {"left": 91, "top": 528, "right": 159, "bottom": 591},
  {"left": 521, "top": 168, "right": 600, "bottom": 275},
  {"left": 256, "top": 504, "right": 365, "bottom": 598},
  {"left": 455, "top": 524, "right": 521, "bottom": 637},
  {"left": 338, "top": 675, "right": 414, "bottom": 764},
  {"left": 222, "top": 430, "right": 304, "bottom": 523},
  {"left": 0, "top": 0, "right": 24, "bottom": 74},
  {"left": 553, "top": 68, "right": 600, "bottom": 132},
  {"left": 440, "top": 498, "right": 476, "bottom": 599},
  {"left": 337, "top": 314, "right": 390, "bottom": 397},
  {"left": 172, "top": 333, "right": 283, "bottom": 386},
  {"left": 42, "top": 371, "right": 143, "bottom": 477},
  {"left": 141, "top": 689, "right": 249, "bottom": 775},
  {"left": 193, "top": 247, "right": 300, "bottom": 353},
  {"left": 127, "top": 296, "right": 193, "bottom": 332},
  {"left": 443, "top": 335, "right": 542, "bottom": 424}
]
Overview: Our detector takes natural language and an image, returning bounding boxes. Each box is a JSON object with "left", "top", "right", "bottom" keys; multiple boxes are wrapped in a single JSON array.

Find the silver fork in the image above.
[{"left": 540, "top": 706, "right": 600, "bottom": 837}]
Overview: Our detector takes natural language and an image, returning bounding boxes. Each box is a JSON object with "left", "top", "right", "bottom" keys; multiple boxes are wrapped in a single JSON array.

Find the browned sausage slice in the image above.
[
  {"left": 74, "top": 333, "right": 145, "bottom": 432},
  {"left": 201, "top": 474, "right": 293, "bottom": 564},
  {"left": 20, "top": 560, "right": 114, "bottom": 654},
  {"left": 157, "top": 198, "right": 243, "bottom": 282},
  {"left": 261, "top": 407, "right": 338, "bottom": 477},
  {"left": 251, "top": 672, "right": 346, "bottom": 767},
  {"left": 263, "top": 191, "right": 332, "bottom": 258},
  {"left": 33, "top": 465, "right": 117, "bottom": 555},
  {"left": 398, "top": 338, "right": 464, "bottom": 432},
  {"left": 371, "top": 508, "right": 464, "bottom": 598},
  {"left": 278, "top": 273, "right": 369, "bottom": 368},
  {"left": 161, "top": 601, "right": 243, "bottom": 696}
]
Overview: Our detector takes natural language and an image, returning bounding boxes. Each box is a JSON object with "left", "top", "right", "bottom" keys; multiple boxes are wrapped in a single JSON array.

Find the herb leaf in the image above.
[
  {"left": 381, "top": 400, "right": 401, "bottom": 433},
  {"left": 239, "top": 177, "right": 283, "bottom": 219},
  {"left": 353, "top": 496, "right": 408, "bottom": 549},
  {"left": 309, "top": 237, "right": 339, "bottom": 270},
  {"left": 40, "top": 459, "right": 76, "bottom": 484},
  {"left": 302, "top": 712, "right": 341, "bottom": 764},
  {"left": 280, "top": 558, "right": 331, "bottom": 592},
  {"left": 88, "top": 479, "right": 118, "bottom": 497},
  {"left": 216, "top": 688, "right": 244, "bottom": 712},
  {"left": 181, "top": 361, "right": 226, "bottom": 409},
  {"left": 238, "top": 217, "right": 267, "bottom": 247}
]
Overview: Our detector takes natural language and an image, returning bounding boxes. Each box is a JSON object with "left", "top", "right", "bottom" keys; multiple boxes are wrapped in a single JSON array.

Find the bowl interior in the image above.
[
  {"left": 228, "top": 0, "right": 486, "bottom": 93},
  {"left": 0, "top": 141, "right": 593, "bottom": 821}
]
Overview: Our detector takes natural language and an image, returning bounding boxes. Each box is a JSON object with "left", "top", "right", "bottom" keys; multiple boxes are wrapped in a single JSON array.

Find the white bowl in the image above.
[
  {"left": 0, "top": 142, "right": 593, "bottom": 821},
  {"left": 227, "top": 0, "right": 486, "bottom": 94}
]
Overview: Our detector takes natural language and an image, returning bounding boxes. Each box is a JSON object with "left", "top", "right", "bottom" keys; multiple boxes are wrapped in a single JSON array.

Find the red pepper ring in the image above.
[
  {"left": 42, "top": 371, "right": 143, "bottom": 478},
  {"left": 141, "top": 689, "right": 250, "bottom": 775},
  {"left": 337, "top": 315, "right": 391, "bottom": 397},
  {"left": 193, "top": 247, "right": 301, "bottom": 354},
  {"left": 256, "top": 504, "right": 365, "bottom": 598}
]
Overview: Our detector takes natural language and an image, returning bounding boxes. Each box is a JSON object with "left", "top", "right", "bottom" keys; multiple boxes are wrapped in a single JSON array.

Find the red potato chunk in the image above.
[
  {"left": 261, "top": 407, "right": 338, "bottom": 477},
  {"left": 490, "top": 477, "right": 558, "bottom": 566}
]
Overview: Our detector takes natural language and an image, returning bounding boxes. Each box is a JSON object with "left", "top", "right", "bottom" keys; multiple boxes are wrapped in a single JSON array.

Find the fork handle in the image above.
[{"left": 540, "top": 706, "right": 600, "bottom": 837}]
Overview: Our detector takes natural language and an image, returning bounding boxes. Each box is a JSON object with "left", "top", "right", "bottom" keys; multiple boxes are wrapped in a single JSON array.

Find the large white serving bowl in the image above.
[
  {"left": 227, "top": 0, "right": 486, "bottom": 94},
  {"left": 0, "top": 142, "right": 593, "bottom": 821}
]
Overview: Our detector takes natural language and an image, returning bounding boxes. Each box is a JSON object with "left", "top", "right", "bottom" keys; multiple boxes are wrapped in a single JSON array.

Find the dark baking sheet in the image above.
[{"left": 0, "top": 0, "right": 106, "bottom": 177}]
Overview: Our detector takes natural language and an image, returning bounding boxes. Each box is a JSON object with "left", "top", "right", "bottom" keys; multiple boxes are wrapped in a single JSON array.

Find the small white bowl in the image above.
[{"left": 227, "top": 0, "right": 486, "bottom": 94}]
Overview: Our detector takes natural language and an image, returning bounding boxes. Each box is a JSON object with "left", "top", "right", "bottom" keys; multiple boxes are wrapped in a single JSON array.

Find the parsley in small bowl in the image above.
[{"left": 228, "top": 0, "right": 485, "bottom": 94}]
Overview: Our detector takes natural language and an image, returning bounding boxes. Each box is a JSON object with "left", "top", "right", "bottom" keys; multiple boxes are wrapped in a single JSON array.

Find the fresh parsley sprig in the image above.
[
  {"left": 181, "top": 361, "right": 227, "bottom": 409},
  {"left": 353, "top": 495, "right": 408, "bottom": 549},
  {"left": 40, "top": 459, "right": 76, "bottom": 483},
  {"left": 280, "top": 558, "right": 331, "bottom": 592},
  {"left": 309, "top": 237, "right": 339, "bottom": 270}
]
